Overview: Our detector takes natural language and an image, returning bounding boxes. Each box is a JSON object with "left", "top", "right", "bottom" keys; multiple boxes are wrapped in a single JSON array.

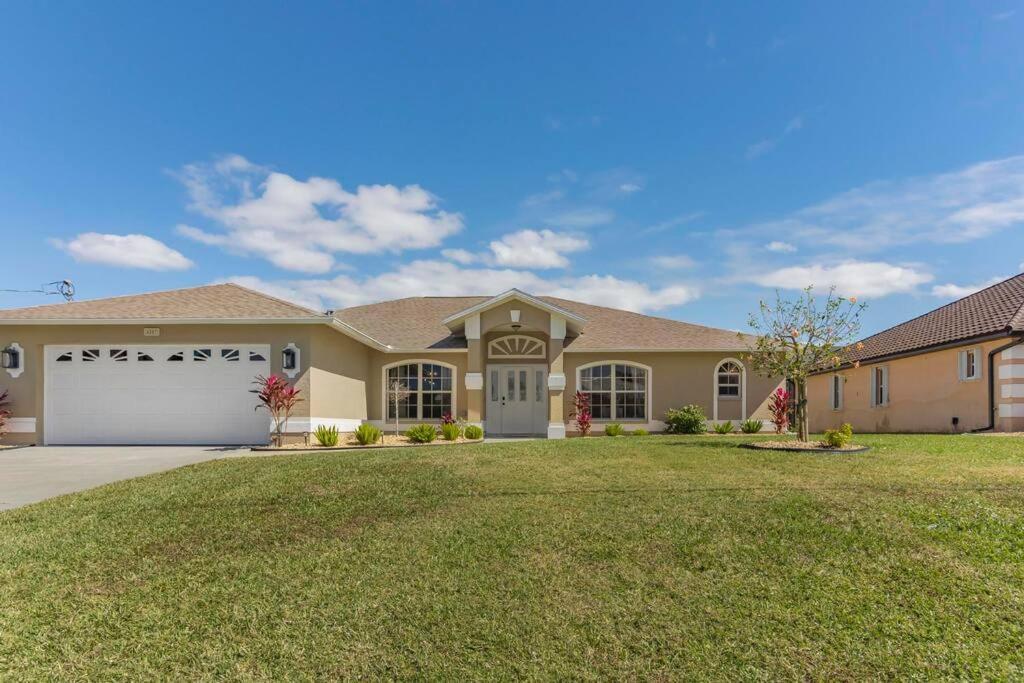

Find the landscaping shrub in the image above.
[
  {"left": 664, "top": 404, "right": 707, "bottom": 434},
  {"left": 604, "top": 423, "right": 625, "bottom": 437},
  {"left": 252, "top": 374, "right": 303, "bottom": 447},
  {"left": 313, "top": 424, "right": 340, "bottom": 447},
  {"left": 713, "top": 420, "right": 734, "bottom": 435},
  {"left": 768, "top": 388, "right": 790, "bottom": 434},
  {"left": 630, "top": 428, "right": 648, "bottom": 436},
  {"left": 441, "top": 423, "right": 461, "bottom": 441},
  {"left": 823, "top": 423, "right": 854, "bottom": 448},
  {"left": 740, "top": 419, "right": 764, "bottom": 434},
  {"left": 464, "top": 424, "right": 484, "bottom": 440},
  {"left": 570, "top": 391, "right": 592, "bottom": 436},
  {"left": 354, "top": 423, "right": 381, "bottom": 446},
  {"left": 0, "top": 389, "right": 9, "bottom": 439},
  {"left": 440, "top": 411, "right": 456, "bottom": 426},
  {"left": 406, "top": 424, "right": 437, "bottom": 443}
]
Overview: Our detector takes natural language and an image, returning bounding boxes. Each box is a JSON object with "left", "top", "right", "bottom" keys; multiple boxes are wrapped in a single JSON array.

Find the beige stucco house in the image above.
[
  {"left": 0, "top": 284, "right": 781, "bottom": 445},
  {"left": 808, "top": 273, "right": 1024, "bottom": 434}
]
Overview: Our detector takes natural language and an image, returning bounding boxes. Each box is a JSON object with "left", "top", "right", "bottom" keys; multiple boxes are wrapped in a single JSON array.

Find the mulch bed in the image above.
[
  {"left": 741, "top": 440, "right": 870, "bottom": 454},
  {"left": 252, "top": 433, "right": 484, "bottom": 452}
]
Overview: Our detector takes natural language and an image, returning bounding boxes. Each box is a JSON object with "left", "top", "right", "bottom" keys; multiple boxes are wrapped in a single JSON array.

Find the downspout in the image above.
[{"left": 971, "top": 333, "right": 1024, "bottom": 433}]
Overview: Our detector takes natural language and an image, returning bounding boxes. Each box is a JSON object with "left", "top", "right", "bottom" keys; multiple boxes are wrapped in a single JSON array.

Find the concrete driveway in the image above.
[{"left": 0, "top": 445, "right": 249, "bottom": 511}]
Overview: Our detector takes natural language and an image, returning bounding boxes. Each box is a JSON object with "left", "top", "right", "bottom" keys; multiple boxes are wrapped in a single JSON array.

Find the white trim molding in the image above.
[
  {"left": 464, "top": 314, "right": 481, "bottom": 341},
  {"left": 282, "top": 342, "right": 301, "bottom": 379},
  {"left": 547, "top": 372, "right": 566, "bottom": 391},
  {"left": 3, "top": 342, "right": 25, "bottom": 378},
  {"left": 465, "top": 372, "right": 484, "bottom": 390},
  {"left": 381, "top": 359, "right": 458, "bottom": 422},
  {"left": 488, "top": 335, "right": 546, "bottom": 359},
  {"left": 575, "top": 360, "right": 653, "bottom": 422},
  {"left": 5, "top": 417, "right": 36, "bottom": 433},
  {"left": 713, "top": 357, "right": 747, "bottom": 421},
  {"left": 281, "top": 417, "right": 364, "bottom": 433},
  {"left": 441, "top": 288, "right": 586, "bottom": 326},
  {"left": 547, "top": 422, "right": 566, "bottom": 439},
  {"left": 549, "top": 315, "right": 566, "bottom": 340}
]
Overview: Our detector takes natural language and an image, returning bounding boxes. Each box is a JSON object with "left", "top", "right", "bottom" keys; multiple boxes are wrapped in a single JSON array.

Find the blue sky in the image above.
[{"left": 2, "top": 2, "right": 1023, "bottom": 336}]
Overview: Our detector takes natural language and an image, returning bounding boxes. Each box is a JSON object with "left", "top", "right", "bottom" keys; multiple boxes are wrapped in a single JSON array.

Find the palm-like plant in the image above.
[{"left": 252, "top": 375, "right": 303, "bottom": 447}]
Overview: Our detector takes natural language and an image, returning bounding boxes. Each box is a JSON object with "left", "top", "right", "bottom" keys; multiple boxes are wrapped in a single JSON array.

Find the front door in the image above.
[{"left": 486, "top": 365, "right": 547, "bottom": 436}]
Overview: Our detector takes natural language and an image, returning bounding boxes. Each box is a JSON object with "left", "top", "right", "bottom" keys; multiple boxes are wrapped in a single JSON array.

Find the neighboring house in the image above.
[
  {"left": 808, "top": 273, "right": 1024, "bottom": 434},
  {"left": 0, "top": 284, "right": 781, "bottom": 445}
]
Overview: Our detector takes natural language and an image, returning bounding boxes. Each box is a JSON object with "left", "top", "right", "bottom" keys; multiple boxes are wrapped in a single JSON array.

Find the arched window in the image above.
[
  {"left": 716, "top": 361, "right": 742, "bottom": 398},
  {"left": 384, "top": 361, "right": 455, "bottom": 420},
  {"left": 577, "top": 362, "right": 650, "bottom": 420}
]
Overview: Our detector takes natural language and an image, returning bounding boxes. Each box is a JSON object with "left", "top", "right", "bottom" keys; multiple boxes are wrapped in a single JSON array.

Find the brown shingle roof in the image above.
[
  {"left": 845, "top": 272, "right": 1024, "bottom": 364},
  {"left": 334, "top": 295, "right": 752, "bottom": 351},
  {"left": 0, "top": 283, "right": 322, "bottom": 321}
]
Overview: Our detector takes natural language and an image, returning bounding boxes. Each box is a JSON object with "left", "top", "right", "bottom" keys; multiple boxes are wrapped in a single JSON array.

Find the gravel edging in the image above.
[
  {"left": 250, "top": 439, "right": 485, "bottom": 453},
  {"left": 740, "top": 442, "right": 871, "bottom": 454}
]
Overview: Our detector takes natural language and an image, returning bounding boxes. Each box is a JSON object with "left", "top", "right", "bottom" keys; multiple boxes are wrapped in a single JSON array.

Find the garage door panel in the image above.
[{"left": 46, "top": 344, "right": 272, "bottom": 445}]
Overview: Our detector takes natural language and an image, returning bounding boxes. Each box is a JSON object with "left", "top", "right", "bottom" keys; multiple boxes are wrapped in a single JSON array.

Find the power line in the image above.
[{"left": 0, "top": 280, "right": 76, "bottom": 302}]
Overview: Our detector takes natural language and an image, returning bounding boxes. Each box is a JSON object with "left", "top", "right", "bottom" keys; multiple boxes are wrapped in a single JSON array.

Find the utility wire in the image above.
[{"left": 0, "top": 280, "right": 76, "bottom": 302}]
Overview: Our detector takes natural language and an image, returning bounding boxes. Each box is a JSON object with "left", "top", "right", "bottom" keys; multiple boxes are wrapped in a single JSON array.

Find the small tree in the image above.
[
  {"left": 388, "top": 379, "right": 411, "bottom": 437},
  {"left": 768, "top": 387, "right": 790, "bottom": 434},
  {"left": 253, "top": 375, "right": 303, "bottom": 446},
  {"left": 0, "top": 389, "right": 10, "bottom": 440},
  {"left": 745, "top": 287, "right": 866, "bottom": 441},
  {"left": 570, "top": 390, "right": 592, "bottom": 437}
]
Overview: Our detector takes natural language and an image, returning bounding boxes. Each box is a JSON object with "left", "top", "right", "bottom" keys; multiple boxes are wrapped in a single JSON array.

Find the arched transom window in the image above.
[
  {"left": 578, "top": 362, "right": 648, "bottom": 420},
  {"left": 488, "top": 335, "right": 546, "bottom": 359},
  {"left": 385, "top": 362, "right": 454, "bottom": 420},
  {"left": 716, "top": 361, "right": 742, "bottom": 398}
]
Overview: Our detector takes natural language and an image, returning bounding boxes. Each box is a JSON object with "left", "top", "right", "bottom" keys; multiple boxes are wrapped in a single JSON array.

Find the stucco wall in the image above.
[
  {"left": 806, "top": 338, "right": 1007, "bottom": 433},
  {"left": 562, "top": 352, "right": 782, "bottom": 430},
  {"left": 0, "top": 323, "right": 318, "bottom": 444},
  {"left": 308, "top": 326, "right": 370, "bottom": 421}
]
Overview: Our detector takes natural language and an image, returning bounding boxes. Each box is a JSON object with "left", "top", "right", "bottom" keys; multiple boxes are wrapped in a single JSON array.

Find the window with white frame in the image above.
[
  {"left": 870, "top": 366, "right": 889, "bottom": 407},
  {"left": 958, "top": 348, "right": 981, "bottom": 381},
  {"left": 830, "top": 374, "right": 844, "bottom": 410},
  {"left": 386, "top": 362, "right": 454, "bottom": 420},
  {"left": 716, "top": 361, "right": 742, "bottom": 398},
  {"left": 579, "top": 363, "right": 648, "bottom": 420}
]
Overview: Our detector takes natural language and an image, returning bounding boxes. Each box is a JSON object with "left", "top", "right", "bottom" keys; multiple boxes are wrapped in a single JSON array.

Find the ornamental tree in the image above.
[
  {"left": 253, "top": 374, "right": 303, "bottom": 446},
  {"left": 744, "top": 287, "right": 866, "bottom": 441}
]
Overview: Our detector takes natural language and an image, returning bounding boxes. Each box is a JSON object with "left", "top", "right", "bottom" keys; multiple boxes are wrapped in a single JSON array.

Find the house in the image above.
[
  {"left": 0, "top": 284, "right": 782, "bottom": 445},
  {"left": 808, "top": 273, "right": 1024, "bottom": 434}
]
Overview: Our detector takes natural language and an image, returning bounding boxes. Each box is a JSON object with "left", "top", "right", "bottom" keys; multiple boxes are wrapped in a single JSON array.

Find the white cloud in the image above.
[
  {"left": 52, "top": 233, "right": 194, "bottom": 271},
  {"left": 746, "top": 139, "right": 776, "bottom": 160},
  {"left": 784, "top": 116, "right": 804, "bottom": 134},
  {"left": 641, "top": 211, "right": 705, "bottom": 235},
  {"left": 749, "top": 260, "right": 933, "bottom": 298},
  {"left": 545, "top": 207, "right": 614, "bottom": 228},
  {"left": 743, "top": 156, "right": 1024, "bottom": 249},
  {"left": 619, "top": 183, "right": 643, "bottom": 194},
  {"left": 765, "top": 240, "right": 797, "bottom": 253},
  {"left": 650, "top": 254, "right": 697, "bottom": 269},
  {"left": 176, "top": 155, "right": 463, "bottom": 273},
  {"left": 521, "top": 189, "right": 565, "bottom": 207},
  {"left": 441, "top": 248, "right": 477, "bottom": 265},
  {"left": 226, "top": 261, "right": 698, "bottom": 314},
  {"left": 488, "top": 229, "right": 589, "bottom": 269},
  {"left": 930, "top": 276, "right": 1006, "bottom": 299}
]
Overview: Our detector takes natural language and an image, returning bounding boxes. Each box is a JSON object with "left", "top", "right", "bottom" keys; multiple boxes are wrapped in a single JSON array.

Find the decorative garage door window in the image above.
[
  {"left": 386, "top": 362, "right": 454, "bottom": 420},
  {"left": 579, "top": 363, "right": 648, "bottom": 420},
  {"left": 51, "top": 347, "right": 266, "bottom": 366},
  {"left": 488, "top": 335, "right": 546, "bottom": 359}
]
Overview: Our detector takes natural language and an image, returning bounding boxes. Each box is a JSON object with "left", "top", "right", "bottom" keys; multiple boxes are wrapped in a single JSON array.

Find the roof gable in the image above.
[{"left": 440, "top": 289, "right": 586, "bottom": 327}]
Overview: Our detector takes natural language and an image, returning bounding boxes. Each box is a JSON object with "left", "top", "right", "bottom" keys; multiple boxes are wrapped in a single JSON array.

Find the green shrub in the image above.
[
  {"left": 313, "top": 424, "right": 340, "bottom": 447},
  {"left": 822, "top": 423, "right": 853, "bottom": 448},
  {"left": 604, "top": 423, "right": 625, "bottom": 437},
  {"left": 406, "top": 424, "right": 437, "bottom": 443},
  {"left": 441, "top": 422, "right": 461, "bottom": 441},
  {"left": 464, "top": 424, "right": 484, "bottom": 440},
  {"left": 354, "top": 423, "right": 381, "bottom": 445},
  {"left": 664, "top": 404, "right": 707, "bottom": 434},
  {"left": 740, "top": 419, "right": 764, "bottom": 434},
  {"left": 713, "top": 420, "right": 734, "bottom": 435},
  {"left": 630, "top": 428, "right": 648, "bottom": 436}
]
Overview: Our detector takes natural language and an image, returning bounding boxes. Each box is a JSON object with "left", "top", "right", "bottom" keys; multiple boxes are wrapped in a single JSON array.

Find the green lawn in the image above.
[{"left": 2, "top": 435, "right": 1023, "bottom": 679}]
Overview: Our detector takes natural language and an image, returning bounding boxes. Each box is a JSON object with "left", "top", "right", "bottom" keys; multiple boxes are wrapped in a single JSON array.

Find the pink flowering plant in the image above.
[{"left": 253, "top": 374, "right": 303, "bottom": 446}]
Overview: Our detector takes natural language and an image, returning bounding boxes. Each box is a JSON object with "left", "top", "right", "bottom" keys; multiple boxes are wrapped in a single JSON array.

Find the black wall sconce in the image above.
[
  {"left": 0, "top": 347, "right": 18, "bottom": 369},
  {"left": 282, "top": 347, "right": 297, "bottom": 370}
]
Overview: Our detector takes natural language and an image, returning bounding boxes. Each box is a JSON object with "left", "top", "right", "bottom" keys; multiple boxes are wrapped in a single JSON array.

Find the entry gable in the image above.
[{"left": 441, "top": 289, "right": 586, "bottom": 337}]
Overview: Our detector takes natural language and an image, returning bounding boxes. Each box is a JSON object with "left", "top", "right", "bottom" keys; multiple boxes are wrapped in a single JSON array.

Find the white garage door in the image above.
[{"left": 44, "top": 344, "right": 272, "bottom": 445}]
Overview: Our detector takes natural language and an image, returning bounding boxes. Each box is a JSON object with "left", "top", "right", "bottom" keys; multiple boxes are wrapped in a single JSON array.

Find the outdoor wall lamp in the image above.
[
  {"left": 2, "top": 342, "right": 24, "bottom": 378},
  {"left": 281, "top": 342, "right": 301, "bottom": 379}
]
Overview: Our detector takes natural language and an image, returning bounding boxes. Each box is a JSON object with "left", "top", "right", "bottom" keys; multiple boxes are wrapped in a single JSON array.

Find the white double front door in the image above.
[{"left": 486, "top": 365, "right": 548, "bottom": 436}]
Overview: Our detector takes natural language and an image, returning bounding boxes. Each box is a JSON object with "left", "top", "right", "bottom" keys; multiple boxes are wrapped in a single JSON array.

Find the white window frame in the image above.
[
  {"left": 830, "top": 374, "right": 844, "bottom": 411},
  {"left": 575, "top": 360, "right": 652, "bottom": 423},
  {"left": 382, "top": 359, "right": 458, "bottom": 422},
  {"left": 488, "top": 335, "right": 547, "bottom": 359},
  {"left": 870, "top": 365, "right": 889, "bottom": 407},
  {"left": 713, "top": 358, "right": 747, "bottom": 421},
  {"left": 958, "top": 348, "right": 981, "bottom": 382}
]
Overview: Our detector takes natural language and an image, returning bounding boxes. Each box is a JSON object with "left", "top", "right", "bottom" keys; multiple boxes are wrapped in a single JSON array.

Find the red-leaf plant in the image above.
[
  {"left": 570, "top": 390, "right": 592, "bottom": 437},
  {"left": 252, "top": 375, "right": 303, "bottom": 447},
  {"left": 0, "top": 389, "right": 10, "bottom": 440},
  {"left": 440, "top": 411, "right": 456, "bottom": 426},
  {"left": 768, "top": 387, "right": 790, "bottom": 435}
]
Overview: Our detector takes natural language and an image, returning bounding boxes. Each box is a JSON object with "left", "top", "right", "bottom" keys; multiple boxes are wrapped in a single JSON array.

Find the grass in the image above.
[{"left": 2, "top": 434, "right": 1023, "bottom": 679}]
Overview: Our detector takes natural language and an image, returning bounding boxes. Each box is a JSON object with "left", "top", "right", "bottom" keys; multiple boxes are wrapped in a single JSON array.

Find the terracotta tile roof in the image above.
[
  {"left": 334, "top": 295, "right": 753, "bottom": 351},
  {"left": 845, "top": 272, "right": 1024, "bottom": 364},
  {"left": 0, "top": 283, "right": 323, "bottom": 321}
]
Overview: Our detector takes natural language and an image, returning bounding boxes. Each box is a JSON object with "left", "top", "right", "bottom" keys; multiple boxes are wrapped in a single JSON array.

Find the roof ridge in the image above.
[
  {"left": 0, "top": 282, "right": 234, "bottom": 313},
  {"left": 219, "top": 282, "right": 325, "bottom": 317},
  {"left": 540, "top": 296, "right": 750, "bottom": 337}
]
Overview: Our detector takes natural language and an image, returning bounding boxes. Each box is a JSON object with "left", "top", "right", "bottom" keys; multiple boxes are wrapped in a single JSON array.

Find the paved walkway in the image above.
[{"left": 0, "top": 446, "right": 246, "bottom": 511}]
